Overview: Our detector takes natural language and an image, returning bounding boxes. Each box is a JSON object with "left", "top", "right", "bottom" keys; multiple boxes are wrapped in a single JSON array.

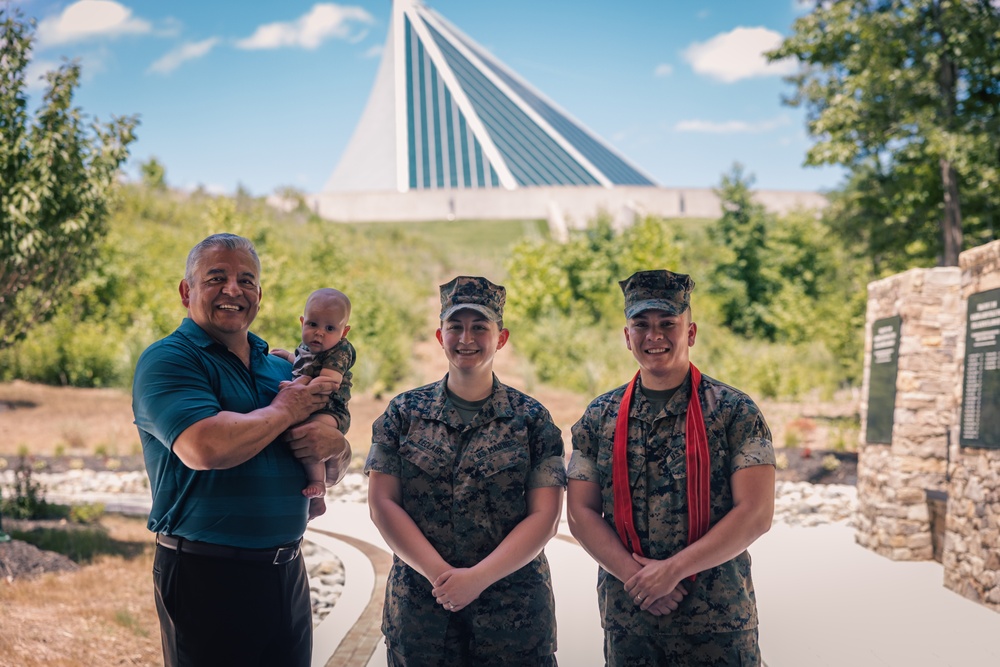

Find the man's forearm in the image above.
[
  {"left": 173, "top": 376, "right": 335, "bottom": 470},
  {"left": 173, "top": 406, "right": 295, "bottom": 470},
  {"left": 568, "top": 504, "right": 642, "bottom": 582}
]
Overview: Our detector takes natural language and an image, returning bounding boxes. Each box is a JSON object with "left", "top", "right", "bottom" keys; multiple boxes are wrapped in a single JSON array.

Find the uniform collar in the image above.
[
  {"left": 430, "top": 374, "right": 513, "bottom": 429},
  {"left": 629, "top": 370, "right": 693, "bottom": 423}
]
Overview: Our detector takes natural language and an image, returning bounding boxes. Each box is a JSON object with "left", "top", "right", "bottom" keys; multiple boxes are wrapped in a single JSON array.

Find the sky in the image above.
[{"left": 8, "top": 0, "right": 848, "bottom": 197}]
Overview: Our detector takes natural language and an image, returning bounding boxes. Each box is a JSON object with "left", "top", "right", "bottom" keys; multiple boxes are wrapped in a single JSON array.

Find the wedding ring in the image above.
[{"left": 448, "top": 603, "right": 455, "bottom": 610}]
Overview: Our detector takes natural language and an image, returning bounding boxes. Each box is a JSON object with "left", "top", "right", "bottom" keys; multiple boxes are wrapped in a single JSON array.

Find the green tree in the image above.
[
  {"left": 0, "top": 12, "right": 138, "bottom": 349},
  {"left": 769, "top": 0, "right": 1000, "bottom": 266},
  {"left": 140, "top": 157, "right": 167, "bottom": 190},
  {"left": 505, "top": 215, "right": 682, "bottom": 393},
  {"left": 709, "top": 165, "right": 781, "bottom": 340}
]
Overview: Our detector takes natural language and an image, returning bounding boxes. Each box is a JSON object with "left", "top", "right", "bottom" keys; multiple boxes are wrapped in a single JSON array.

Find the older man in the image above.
[
  {"left": 132, "top": 233, "right": 352, "bottom": 667},
  {"left": 567, "top": 269, "right": 775, "bottom": 666}
]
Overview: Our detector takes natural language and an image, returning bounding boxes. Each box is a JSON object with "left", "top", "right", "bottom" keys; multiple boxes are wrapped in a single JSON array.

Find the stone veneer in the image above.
[
  {"left": 944, "top": 240, "right": 1000, "bottom": 611},
  {"left": 856, "top": 267, "right": 962, "bottom": 560}
]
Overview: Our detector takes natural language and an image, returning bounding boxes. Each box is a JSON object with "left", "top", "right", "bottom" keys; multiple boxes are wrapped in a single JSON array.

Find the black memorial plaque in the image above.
[
  {"left": 866, "top": 315, "right": 902, "bottom": 444},
  {"left": 961, "top": 288, "right": 1000, "bottom": 449}
]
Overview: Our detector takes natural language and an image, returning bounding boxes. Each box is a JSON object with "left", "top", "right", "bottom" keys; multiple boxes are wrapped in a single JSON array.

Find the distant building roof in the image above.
[{"left": 324, "top": 0, "right": 656, "bottom": 193}]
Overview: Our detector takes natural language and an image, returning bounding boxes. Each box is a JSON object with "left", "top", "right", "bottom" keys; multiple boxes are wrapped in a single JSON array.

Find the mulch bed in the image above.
[
  {"left": 0, "top": 538, "right": 79, "bottom": 582},
  {"left": 775, "top": 448, "right": 857, "bottom": 485}
]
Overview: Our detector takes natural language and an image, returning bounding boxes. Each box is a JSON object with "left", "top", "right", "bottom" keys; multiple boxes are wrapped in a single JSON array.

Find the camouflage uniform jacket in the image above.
[
  {"left": 365, "top": 374, "right": 566, "bottom": 657},
  {"left": 292, "top": 339, "right": 355, "bottom": 419},
  {"left": 568, "top": 369, "right": 774, "bottom": 636},
  {"left": 292, "top": 338, "right": 355, "bottom": 380}
]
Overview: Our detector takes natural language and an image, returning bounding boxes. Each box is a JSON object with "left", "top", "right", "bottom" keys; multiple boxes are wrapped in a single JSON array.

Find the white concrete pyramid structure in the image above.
[{"left": 324, "top": 0, "right": 656, "bottom": 193}]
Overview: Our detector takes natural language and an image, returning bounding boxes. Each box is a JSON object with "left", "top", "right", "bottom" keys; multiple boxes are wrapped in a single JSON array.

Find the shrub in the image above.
[
  {"left": 821, "top": 455, "right": 842, "bottom": 472},
  {"left": 69, "top": 502, "right": 106, "bottom": 524},
  {"left": 1, "top": 457, "right": 49, "bottom": 520}
]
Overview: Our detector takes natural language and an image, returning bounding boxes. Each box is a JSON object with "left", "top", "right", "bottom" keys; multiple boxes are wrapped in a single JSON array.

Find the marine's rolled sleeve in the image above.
[
  {"left": 567, "top": 397, "right": 610, "bottom": 484},
  {"left": 566, "top": 450, "right": 599, "bottom": 483},
  {"left": 726, "top": 398, "right": 775, "bottom": 472},
  {"left": 364, "top": 400, "right": 402, "bottom": 477},
  {"left": 526, "top": 407, "right": 566, "bottom": 488}
]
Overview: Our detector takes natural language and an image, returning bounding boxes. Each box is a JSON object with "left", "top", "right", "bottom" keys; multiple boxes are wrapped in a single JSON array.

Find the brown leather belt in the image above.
[{"left": 155, "top": 534, "right": 301, "bottom": 565}]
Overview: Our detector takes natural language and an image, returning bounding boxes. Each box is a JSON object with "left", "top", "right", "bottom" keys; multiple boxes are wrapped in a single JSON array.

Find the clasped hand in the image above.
[
  {"left": 431, "top": 567, "right": 487, "bottom": 613},
  {"left": 623, "top": 553, "right": 688, "bottom": 616}
]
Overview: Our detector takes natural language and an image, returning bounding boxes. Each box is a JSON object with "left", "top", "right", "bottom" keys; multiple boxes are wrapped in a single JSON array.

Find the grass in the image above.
[
  {"left": 0, "top": 514, "right": 161, "bottom": 667},
  {"left": 353, "top": 217, "right": 549, "bottom": 279},
  {"left": 9, "top": 522, "right": 145, "bottom": 564}
]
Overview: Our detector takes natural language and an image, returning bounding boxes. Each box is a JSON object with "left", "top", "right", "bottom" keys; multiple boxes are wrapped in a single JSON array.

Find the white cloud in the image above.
[
  {"left": 674, "top": 116, "right": 792, "bottom": 134},
  {"left": 654, "top": 63, "right": 673, "bottom": 78},
  {"left": 24, "top": 59, "right": 61, "bottom": 90},
  {"left": 364, "top": 44, "right": 383, "bottom": 59},
  {"left": 23, "top": 50, "right": 108, "bottom": 89},
  {"left": 147, "top": 38, "right": 220, "bottom": 75},
  {"left": 236, "top": 3, "right": 375, "bottom": 50},
  {"left": 347, "top": 29, "right": 369, "bottom": 45},
  {"left": 683, "top": 27, "right": 797, "bottom": 83},
  {"left": 36, "top": 0, "right": 151, "bottom": 47}
]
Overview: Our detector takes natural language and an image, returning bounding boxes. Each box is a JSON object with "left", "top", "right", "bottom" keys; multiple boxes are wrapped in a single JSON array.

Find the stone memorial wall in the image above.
[
  {"left": 856, "top": 267, "right": 961, "bottom": 560},
  {"left": 944, "top": 240, "right": 1000, "bottom": 611}
]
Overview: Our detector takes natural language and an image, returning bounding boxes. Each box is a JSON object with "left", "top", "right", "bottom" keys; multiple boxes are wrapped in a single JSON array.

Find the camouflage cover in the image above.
[
  {"left": 439, "top": 276, "right": 506, "bottom": 323},
  {"left": 619, "top": 269, "right": 695, "bottom": 319}
]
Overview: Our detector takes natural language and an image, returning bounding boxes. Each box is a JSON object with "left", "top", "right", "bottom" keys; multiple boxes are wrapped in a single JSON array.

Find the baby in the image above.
[{"left": 271, "top": 288, "right": 355, "bottom": 519}]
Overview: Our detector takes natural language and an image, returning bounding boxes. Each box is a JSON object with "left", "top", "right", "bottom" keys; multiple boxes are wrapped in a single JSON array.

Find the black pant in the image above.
[{"left": 153, "top": 544, "right": 312, "bottom": 667}]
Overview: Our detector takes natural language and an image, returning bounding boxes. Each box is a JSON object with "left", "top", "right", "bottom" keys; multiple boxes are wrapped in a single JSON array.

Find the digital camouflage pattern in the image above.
[
  {"left": 439, "top": 276, "right": 506, "bottom": 323},
  {"left": 291, "top": 338, "right": 355, "bottom": 431},
  {"left": 568, "top": 369, "right": 774, "bottom": 637},
  {"left": 292, "top": 338, "right": 356, "bottom": 378},
  {"left": 619, "top": 269, "right": 695, "bottom": 319},
  {"left": 605, "top": 628, "right": 760, "bottom": 667},
  {"left": 366, "top": 375, "right": 565, "bottom": 658}
]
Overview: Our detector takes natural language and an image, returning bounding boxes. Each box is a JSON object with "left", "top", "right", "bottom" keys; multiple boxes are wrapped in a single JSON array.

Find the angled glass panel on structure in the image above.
[
  {"left": 445, "top": 20, "right": 655, "bottom": 186},
  {"left": 405, "top": 17, "right": 500, "bottom": 190},
  {"left": 426, "top": 23, "right": 600, "bottom": 188}
]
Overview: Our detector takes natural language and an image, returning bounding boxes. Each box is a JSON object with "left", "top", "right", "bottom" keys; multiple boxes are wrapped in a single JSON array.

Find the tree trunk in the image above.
[
  {"left": 940, "top": 157, "right": 963, "bottom": 266},
  {"left": 933, "top": 1, "right": 962, "bottom": 266}
]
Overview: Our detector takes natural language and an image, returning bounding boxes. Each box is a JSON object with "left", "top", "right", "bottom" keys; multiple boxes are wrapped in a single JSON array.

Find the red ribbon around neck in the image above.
[{"left": 613, "top": 364, "right": 710, "bottom": 577}]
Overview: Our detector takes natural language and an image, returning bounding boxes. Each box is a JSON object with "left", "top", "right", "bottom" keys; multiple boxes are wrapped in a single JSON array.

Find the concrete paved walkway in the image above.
[
  {"left": 307, "top": 501, "right": 1000, "bottom": 667},
  {"left": 753, "top": 522, "right": 1000, "bottom": 667}
]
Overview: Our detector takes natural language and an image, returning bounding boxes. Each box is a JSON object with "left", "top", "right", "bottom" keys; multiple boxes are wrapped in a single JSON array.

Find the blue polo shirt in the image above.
[{"left": 132, "top": 318, "right": 338, "bottom": 548}]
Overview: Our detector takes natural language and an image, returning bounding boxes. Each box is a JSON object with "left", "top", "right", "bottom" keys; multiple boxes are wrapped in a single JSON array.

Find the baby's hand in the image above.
[{"left": 270, "top": 348, "right": 294, "bottom": 363}]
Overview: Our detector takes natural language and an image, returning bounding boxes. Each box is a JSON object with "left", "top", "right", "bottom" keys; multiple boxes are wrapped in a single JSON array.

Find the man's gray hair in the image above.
[{"left": 185, "top": 233, "right": 261, "bottom": 283}]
